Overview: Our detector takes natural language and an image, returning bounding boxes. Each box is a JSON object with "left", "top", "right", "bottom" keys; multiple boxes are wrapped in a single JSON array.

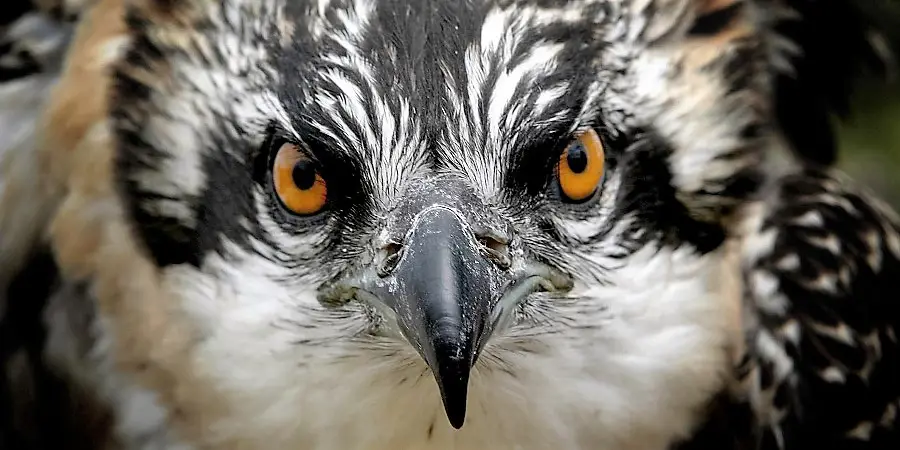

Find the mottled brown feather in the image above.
[{"left": 35, "top": 0, "right": 238, "bottom": 446}]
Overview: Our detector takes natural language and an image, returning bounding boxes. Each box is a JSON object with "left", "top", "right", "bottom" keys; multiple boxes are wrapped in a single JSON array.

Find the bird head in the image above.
[{"left": 93, "top": 0, "right": 889, "bottom": 441}]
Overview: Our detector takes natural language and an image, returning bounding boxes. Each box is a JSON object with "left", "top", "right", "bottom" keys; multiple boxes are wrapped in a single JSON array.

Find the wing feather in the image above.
[
  {"left": 741, "top": 168, "right": 900, "bottom": 448},
  {"left": 0, "top": 1, "right": 124, "bottom": 448}
]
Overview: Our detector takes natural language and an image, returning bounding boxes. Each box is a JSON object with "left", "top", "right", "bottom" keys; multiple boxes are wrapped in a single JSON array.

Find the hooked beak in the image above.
[
  {"left": 319, "top": 198, "right": 573, "bottom": 429},
  {"left": 372, "top": 206, "right": 494, "bottom": 429}
]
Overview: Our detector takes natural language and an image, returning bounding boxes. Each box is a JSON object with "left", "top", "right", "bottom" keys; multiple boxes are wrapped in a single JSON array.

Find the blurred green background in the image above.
[
  {"left": 837, "top": 78, "right": 900, "bottom": 208},
  {"left": 837, "top": 0, "right": 900, "bottom": 208}
]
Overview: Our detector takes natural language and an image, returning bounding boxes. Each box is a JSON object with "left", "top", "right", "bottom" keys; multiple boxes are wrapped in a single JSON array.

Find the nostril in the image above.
[
  {"left": 477, "top": 234, "right": 511, "bottom": 269},
  {"left": 478, "top": 235, "right": 507, "bottom": 253},
  {"left": 377, "top": 242, "right": 404, "bottom": 277}
]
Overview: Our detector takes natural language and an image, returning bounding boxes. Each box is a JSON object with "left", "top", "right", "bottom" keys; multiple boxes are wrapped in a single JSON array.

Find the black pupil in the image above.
[
  {"left": 566, "top": 144, "right": 589, "bottom": 173},
  {"left": 291, "top": 160, "right": 317, "bottom": 190}
]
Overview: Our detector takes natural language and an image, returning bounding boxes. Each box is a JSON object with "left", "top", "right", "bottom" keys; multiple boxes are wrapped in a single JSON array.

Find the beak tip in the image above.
[
  {"left": 432, "top": 356, "right": 472, "bottom": 430},
  {"left": 439, "top": 379, "right": 468, "bottom": 429},
  {"left": 447, "top": 408, "right": 466, "bottom": 430}
]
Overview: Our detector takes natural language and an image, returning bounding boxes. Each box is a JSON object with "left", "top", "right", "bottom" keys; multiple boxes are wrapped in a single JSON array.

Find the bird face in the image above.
[{"left": 109, "top": 0, "right": 761, "bottom": 444}]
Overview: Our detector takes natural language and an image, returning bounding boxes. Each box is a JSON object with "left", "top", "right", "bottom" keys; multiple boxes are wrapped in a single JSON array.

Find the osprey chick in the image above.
[{"left": 0, "top": 0, "right": 898, "bottom": 449}]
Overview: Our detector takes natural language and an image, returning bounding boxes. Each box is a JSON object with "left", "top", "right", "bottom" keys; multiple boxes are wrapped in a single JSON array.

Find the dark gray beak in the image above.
[
  {"left": 370, "top": 205, "right": 497, "bottom": 429},
  {"left": 317, "top": 178, "right": 573, "bottom": 430}
]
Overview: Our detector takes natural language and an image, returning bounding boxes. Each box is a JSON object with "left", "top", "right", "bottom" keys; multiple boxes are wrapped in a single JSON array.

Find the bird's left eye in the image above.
[
  {"left": 557, "top": 129, "right": 605, "bottom": 203},
  {"left": 272, "top": 142, "right": 328, "bottom": 216}
]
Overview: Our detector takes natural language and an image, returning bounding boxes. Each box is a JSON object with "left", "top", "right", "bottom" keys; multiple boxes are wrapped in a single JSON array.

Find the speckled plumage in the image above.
[{"left": 0, "top": 0, "right": 898, "bottom": 449}]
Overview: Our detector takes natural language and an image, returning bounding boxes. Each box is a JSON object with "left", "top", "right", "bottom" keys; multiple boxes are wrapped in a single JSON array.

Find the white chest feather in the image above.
[{"left": 74, "top": 241, "right": 742, "bottom": 450}]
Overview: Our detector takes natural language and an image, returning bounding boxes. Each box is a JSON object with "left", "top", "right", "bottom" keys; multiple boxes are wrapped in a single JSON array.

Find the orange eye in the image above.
[
  {"left": 557, "top": 129, "right": 605, "bottom": 202},
  {"left": 273, "top": 142, "right": 327, "bottom": 215}
]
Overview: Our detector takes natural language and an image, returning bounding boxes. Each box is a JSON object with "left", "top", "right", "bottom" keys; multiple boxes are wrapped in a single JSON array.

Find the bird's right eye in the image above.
[{"left": 272, "top": 142, "right": 328, "bottom": 216}]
